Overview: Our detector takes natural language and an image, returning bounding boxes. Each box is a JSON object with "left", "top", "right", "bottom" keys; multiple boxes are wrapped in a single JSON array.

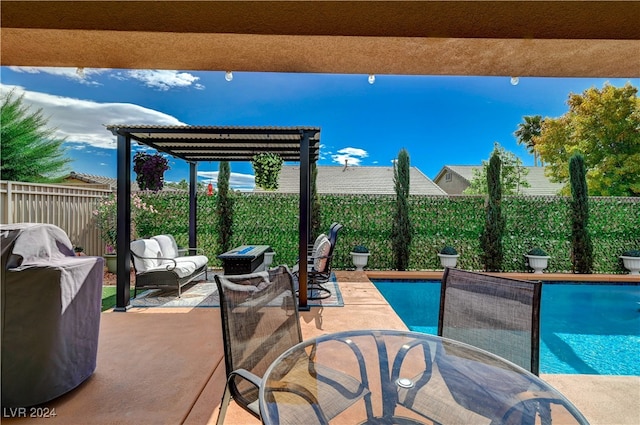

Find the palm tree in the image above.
[{"left": 515, "top": 115, "right": 543, "bottom": 166}]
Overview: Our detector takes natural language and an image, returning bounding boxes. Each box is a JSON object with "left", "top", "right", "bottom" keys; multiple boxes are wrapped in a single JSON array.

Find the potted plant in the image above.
[
  {"left": 437, "top": 246, "right": 459, "bottom": 268},
  {"left": 103, "top": 245, "right": 118, "bottom": 273},
  {"left": 620, "top": 249, "right": 640, "bottom": 275},
  {"left": 525, "top": 247, "right": 551, "bottom": 274},
  {"left": 350, "top": 245, "right": 370, "bottom": 271},
  {"left": 133, "top": 152, "right": 170, "bottom": 192},
  {"left": 73, "top": 246, "right": 86, "bottom": 256},
  {"left": 264, "top": 250, "right": 276, "bottom": 269},
  {"left": 252, "top": 152, "right": 283, "bottom": 191}
]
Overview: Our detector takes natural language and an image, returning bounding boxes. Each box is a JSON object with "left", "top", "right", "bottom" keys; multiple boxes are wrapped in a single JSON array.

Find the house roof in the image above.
[
  {"left": 261, "top": 165, "right": 446, "bottom": 195},
  {"left": 435, "top": 165, "right": 564, "bottom": 196},
  {"left": 63, "top": 172, "right": 119, "bottom": 190}
]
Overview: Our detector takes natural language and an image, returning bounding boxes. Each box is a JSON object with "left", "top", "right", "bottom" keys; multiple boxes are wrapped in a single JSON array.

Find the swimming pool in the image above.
[{"left": 372, "top": 280, "right": 640, "bottom": 376}]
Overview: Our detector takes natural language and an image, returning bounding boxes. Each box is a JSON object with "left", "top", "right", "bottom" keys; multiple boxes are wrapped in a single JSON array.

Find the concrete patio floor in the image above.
[{"left": 4, "top": 271, "right": 638, "bottom": 424}]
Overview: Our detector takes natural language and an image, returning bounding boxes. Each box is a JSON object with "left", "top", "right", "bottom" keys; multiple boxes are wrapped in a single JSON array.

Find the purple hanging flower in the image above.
[{"left": 133, "top": 152, "right": 170, "bottom": 191}]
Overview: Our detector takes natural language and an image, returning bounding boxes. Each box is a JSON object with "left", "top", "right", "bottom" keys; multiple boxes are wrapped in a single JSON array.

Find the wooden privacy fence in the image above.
[{"left": 0, "top": 181, "right": 112, "bottom": 256}]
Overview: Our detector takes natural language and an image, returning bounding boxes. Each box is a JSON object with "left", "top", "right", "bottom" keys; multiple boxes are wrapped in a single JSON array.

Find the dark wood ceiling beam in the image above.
[
  {"left": 2, "top": 2, "right": 638, "bottom": 78},
  {"left": 4, "top": 1, "right": 639, "bottom": 40}
]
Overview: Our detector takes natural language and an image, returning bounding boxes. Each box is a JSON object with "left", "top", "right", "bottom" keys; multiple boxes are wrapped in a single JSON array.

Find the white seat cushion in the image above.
[
  {"left": 130, "top": 239, "right": 162, "bottom": 272},
  {"left": 144, "top": 261, "right": 197, "bottom": 278},
  {"left": 311, "top": 233, "right": 326, "bottom": 257},
  {"left": 314, "top": 236, "right": 331, "bottom": 272},
  {"left": 174, "top": 255, "right": 208, "bottom": 270},
  {"left": 152, "top": 234, "right": 180, "bottom": 259}
]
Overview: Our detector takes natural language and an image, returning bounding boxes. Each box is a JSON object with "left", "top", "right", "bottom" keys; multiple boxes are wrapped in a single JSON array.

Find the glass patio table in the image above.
[{"left": 259, "top": 329, "right": 589, "bottom": 425}]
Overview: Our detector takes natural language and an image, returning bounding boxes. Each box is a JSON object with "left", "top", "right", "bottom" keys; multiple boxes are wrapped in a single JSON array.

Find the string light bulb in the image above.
[
  {"left": 510, "top": 76, "right": 520, "bottom": 86},
  {"left": 225, "top": 71, "right": 233, "bottom": 82},
  {"left": 368, "top": 74, "right": 376, "bottom": 84}
]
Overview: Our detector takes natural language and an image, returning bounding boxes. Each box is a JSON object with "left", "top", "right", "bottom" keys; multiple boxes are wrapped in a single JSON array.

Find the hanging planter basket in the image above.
[
  {"left": 252, "top": 153, "right": 283, "bottom": 191},
  {"left": 133, "top": 152, "right": 170, "bottom": 192}
]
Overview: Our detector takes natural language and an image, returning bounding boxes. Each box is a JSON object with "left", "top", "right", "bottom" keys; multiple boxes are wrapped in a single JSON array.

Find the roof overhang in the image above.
[
  {"left": 106, "top": 125, "right": 321, "bottom": 162},
  {"left": 2, "top": 1, "right": 639, "bottom": 78}
]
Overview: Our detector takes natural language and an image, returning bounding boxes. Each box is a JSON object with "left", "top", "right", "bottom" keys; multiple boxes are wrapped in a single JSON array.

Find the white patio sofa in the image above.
[{"left": 130, "top": 234, "right": 208, "bottom": 298}]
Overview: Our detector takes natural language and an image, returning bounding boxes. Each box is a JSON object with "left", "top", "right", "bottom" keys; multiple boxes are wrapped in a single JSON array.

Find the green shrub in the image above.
[
  {"left": 439, "top": 246, "right": 458, "bottom": 255},
  {"left": 352, "top": 245, "right": 369, "bottom": 253},
  {"left": 527, "top": 247, "right": 548, "bottom": 257}
]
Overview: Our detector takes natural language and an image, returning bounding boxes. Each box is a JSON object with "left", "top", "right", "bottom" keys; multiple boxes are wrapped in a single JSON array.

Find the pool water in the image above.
[{"left": 373, "top": 280, "right": 640, "bottom": 375}]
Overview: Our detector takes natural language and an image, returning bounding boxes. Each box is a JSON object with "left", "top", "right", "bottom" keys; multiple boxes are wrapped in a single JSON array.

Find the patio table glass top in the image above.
[{"left": 259, "top": 329, "right": 589, "bottom": 425}]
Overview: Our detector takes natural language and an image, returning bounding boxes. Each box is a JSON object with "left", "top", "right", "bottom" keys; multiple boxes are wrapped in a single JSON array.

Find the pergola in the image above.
[{"left": 106, "top": 125, "right": 321, "bottom": 310}]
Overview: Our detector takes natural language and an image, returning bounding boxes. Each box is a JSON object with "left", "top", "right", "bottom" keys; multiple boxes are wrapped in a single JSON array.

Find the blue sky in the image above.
[{"left": 1, "top": 66, "right": 636, "bottom": 190}]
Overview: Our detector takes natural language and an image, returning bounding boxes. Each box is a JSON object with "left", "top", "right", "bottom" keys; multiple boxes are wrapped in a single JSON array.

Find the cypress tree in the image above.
[
  {"left": 480, "top": 151, "right": 505, "bottom": 271},
  {"left": 391, "top": 148, "right": 411, "bottom": 270},
  {"left": 569, "top": 153, "right": 593, "bottom": 273},
  {"left": 216, "top": 161, "right": 234, "bottom": 254}
]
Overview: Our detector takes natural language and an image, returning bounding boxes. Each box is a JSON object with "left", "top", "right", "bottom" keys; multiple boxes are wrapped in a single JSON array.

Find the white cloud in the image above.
[
  {"left": 1, "top": 84, "right": 186, "bottom": 149},
  {"left": 331, "top": 147, "right": 369, "bottom": 166},
  {"left": 9, "top": 66, "right": 108, "bottom": 85},
  {"left": 125, "top": 70, "right": 203, "bottom": 91},
  {"left": 197, "top": 171, "right": 256, "bottom": 191},
  {"left": 9, "top": 67, "right": 204, "bottom": 90}
]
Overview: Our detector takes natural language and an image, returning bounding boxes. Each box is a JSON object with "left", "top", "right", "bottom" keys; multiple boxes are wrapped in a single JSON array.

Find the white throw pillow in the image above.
[{"left": 152, "top": 234, "right": 180, "bottom": 259}]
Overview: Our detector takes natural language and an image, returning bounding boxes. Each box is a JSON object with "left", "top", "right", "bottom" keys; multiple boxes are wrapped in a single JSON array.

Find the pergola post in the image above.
[
  {"left": 189, "top": 162, "right": 198, "bottom": 252},
  {"left": 298, "top": 130, "right": 311, "bottom": 310},
  {"left": 115, "top": 133, "right": 131, "bottom": 311}
]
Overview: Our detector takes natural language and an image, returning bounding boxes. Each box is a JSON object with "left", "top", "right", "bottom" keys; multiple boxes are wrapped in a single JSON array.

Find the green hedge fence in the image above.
[{"left": 135, "top": 192, "right": 639, "bottom": 274}]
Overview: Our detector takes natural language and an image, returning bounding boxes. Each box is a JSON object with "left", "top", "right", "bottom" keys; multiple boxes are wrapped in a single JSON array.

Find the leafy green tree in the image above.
[
  {"left": 464, "top": 143, "right": 530, "bottom": 195},
  {"left": 1, "top": 90, "right": 71, "bottom": 182},
  {"left": 569, "top": 153, "right": 593, "bottom": 273},
  {"left": 515, "top": 115, "right": 543, "bottom": 166},
  {"left": 391, "top": 148, "right": 412, "bottom": 270},
  {"left": 480, "top": 151, "right": 505, "bottom": 271},
  {"left": 216, "top": 161, "right": 234, "bottom": 254},
  {"left": 535, "top": 83, "right": 640, "bottom": 196}
]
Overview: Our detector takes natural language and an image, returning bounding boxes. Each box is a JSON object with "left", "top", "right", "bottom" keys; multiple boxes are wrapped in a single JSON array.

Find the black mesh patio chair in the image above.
[
  {"left": 214, "top": 265, "right": 370, "bottom": 424},
  {"left": 394, "top": 269, "right": 556, "bottom": 425},
  {"left": 293, "top": 222, "right": 343, "bottom": 300},
  {"left": 312, "top": 223, "right": 343, "bottom": 282},
  {"left": 438, "top": 267, "right": 542, "bottom": 375}
]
